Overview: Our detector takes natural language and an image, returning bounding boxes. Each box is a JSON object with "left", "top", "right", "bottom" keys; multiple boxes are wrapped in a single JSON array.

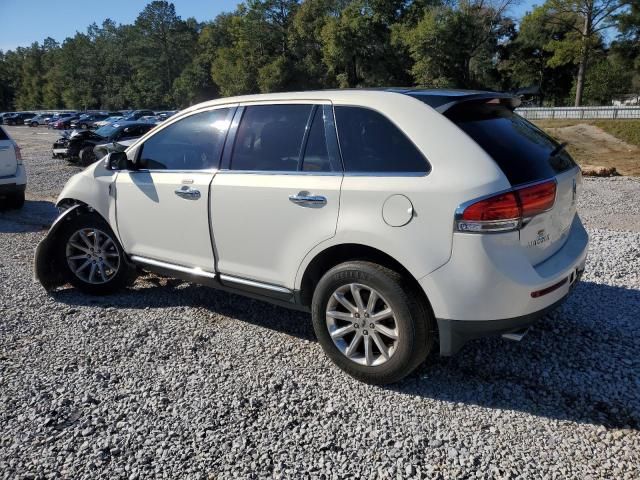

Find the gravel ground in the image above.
[{"left": 1, "top": 125, "right": 639, "bottom": 479}]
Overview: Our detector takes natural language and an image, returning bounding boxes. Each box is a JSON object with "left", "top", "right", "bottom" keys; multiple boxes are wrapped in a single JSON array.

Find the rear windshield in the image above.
[
  {"left": 0, "top": 127, "right": 8, "bottom": 140},
  {"left": 446, "top": 103, "right": 576, "bottom": 185}
]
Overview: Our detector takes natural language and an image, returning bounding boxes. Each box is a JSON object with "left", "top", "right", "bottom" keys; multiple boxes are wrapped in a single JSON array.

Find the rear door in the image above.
[
  {"left": 446, "top": 101, "right": 580, "bottom": 265},
  {"left": 0, "top": 127, "right": 17, "bottom": 177},
  {"left": 211, "top": 103, "right": 343, "bottom": 288},
  {"left": 115, "top": 107, "right": 234, "bottom": 270}
]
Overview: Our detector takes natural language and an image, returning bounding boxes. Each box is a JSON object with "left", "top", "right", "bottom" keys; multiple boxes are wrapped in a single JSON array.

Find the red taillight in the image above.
[
  {"left": 518, "top": 181, "right": 556, "bottom": 218},
  {"left": 456, "top": 179, "right": 557, "bottom": 233},
  {"left": 461, "top": 192, "right": 519, "bottom": 221}
]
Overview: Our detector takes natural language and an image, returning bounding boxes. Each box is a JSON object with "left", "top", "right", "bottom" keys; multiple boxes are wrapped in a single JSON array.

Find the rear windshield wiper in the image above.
[{"left": 550, "top": 142, "right": 567, "bottom": 157}]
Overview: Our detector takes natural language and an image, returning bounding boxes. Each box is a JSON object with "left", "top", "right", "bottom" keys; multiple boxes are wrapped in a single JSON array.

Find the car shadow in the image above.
[
  {"left": 0, "top": 199, "right": 57, "bottom": 233},
  {"left": 51, "top": 278, "right": 638, "bottom": 429}
]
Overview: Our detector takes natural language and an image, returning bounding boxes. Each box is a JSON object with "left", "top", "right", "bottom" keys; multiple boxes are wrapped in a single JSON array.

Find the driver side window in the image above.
[{"left": 138, "top": 108, "right": 233, "bottom": 170}]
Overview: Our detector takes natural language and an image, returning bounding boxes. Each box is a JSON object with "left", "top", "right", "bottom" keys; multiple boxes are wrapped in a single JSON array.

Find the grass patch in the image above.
[{"left": 534, "top": 119, "right": 640, "bottom": 147}]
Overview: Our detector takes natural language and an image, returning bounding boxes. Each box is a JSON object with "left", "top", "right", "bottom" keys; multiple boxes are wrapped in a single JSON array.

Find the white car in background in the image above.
[
  {"left": 34, "top": 89, "right": 588, "bottom": 384},
  {"left": 0, "top": 125, "right": 26, "bottom": 208}
]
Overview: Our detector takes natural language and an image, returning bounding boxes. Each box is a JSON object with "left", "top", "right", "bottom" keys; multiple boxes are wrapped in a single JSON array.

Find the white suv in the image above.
[
  {"left": 0, "top": 126, "right": 26, "bottom": 208},
  {"left": 34, "top": 90, "right": 588, "bottom": 384}
]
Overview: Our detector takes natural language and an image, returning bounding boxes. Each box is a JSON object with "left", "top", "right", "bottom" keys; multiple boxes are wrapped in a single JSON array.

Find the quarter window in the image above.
[
  {"left": 138, "top": 108, "right": 232, "bottom": 170},
  {"left": 334, "top": 106, "right": 428, "bottom": 173},
  {"left": 231, "top": 104, "right": 313, "bottom": 171}
]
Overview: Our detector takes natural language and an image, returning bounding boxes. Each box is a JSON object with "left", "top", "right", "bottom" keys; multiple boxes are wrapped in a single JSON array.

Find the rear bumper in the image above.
[
  {"left": 0, "top": 183, "right": 26, "bottom": 195},
  {"left": 436, "top": 280, "right": 580, "bottom": 355},
  {"left": 0, "top": 165, "right": 27, "bottom": 190},
  {"left": 420, "top": 214, "right": 588, "bottom": 354}
]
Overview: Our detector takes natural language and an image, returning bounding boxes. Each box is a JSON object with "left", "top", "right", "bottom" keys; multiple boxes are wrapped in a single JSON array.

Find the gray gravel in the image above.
[{"left": 1, "top": 125, "right": 639, "bottom": 479}]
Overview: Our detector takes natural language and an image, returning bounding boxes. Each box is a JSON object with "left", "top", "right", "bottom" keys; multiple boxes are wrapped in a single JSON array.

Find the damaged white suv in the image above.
[{"left": 35, "top": 89, "right": 588, "bottom": 384}]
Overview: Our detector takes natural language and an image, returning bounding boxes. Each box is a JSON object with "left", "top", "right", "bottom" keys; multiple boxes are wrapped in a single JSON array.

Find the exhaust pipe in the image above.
[{"left": 501, "top": 328, "right": 529, "bottom": 342}]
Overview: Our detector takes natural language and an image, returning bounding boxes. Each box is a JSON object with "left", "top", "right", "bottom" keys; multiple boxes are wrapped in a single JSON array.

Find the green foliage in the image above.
[{"left": 0, "top": 0, "right": 637, "bottom": 111}]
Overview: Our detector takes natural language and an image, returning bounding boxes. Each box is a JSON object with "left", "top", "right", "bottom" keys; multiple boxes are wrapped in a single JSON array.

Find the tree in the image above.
[
  {"left": 500, "top": 5, "right": 577, "bottom": 105},
  {"left": 394, "top": 1, "right": 515, "bottom": 89},
  {"left": 541, "top": 0, "right": 631, "bottom": 106}
]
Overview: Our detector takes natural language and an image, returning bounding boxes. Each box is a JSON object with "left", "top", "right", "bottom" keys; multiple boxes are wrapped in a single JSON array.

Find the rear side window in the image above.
[
  {"left": 446, "top": 103, "right": 576, "bottom": 185},
  {"left": 139, "top": 108, "right": 232, "bottom": 170},
  {"left": 231, "top": 104, "right": 312, "bottom": 171},
  {"left": 334, "top": 106, "right": 428, "bottom": 173},
  {"left": 0, "top": 127, "right": 8, "bottom": 140},
  {"left": 302, "top": 108, "right": 331, "bottom": 172}
]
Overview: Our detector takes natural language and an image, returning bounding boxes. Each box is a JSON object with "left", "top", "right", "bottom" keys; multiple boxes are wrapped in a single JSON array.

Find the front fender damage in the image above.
[{"left": 34, "top": 204, "right": 82, "bottom": 290}]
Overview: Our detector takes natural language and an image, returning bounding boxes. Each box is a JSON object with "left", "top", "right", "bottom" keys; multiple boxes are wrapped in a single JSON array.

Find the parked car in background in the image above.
[
  {"left": 35, "top": 89, "right": 588, "bottom": 384},
  {"left": 94, "top": 116, "right": 123, "bottom": 128},
  {"left": 70, "top": 113, "right": 109, "bottom": 130},
  {"left": 156, "top": 110, "right": 178, "bottom": 121},
  {"left": 0, "top": 113, "right": 12, "bottom": 124},
  {"left": 93, "top": 137, "right": 137, "bottom": 160},
  {"left": 0, "top": 125, "right": 26, "bottom": 209},
  {"left": 29, "top": 113, "right": 54, "bottom": 127},
  {"left": 50, "top": 114, "right": 79, "bottom": 130},
  {"left": 123, "top": 110, "right": 155, "bottom": 121},
  {"left": 52, "top": 121, "right": 155, "bottom": 165},
  {"left": 4, "top": 112, "right": 36, "bottom": 126},
  {"left": 48, "top": 112, "right": 76, "bottom": 128}
]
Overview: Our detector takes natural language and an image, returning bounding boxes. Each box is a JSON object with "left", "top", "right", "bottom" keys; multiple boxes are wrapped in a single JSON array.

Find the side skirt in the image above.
[{"left": 129, "top": 255, "right": 310, "bottom": 313}]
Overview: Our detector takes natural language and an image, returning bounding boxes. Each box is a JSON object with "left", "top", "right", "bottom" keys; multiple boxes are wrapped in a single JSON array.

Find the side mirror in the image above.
[{"left": 104, "top": 151, "right": 129, "bottom": 171}]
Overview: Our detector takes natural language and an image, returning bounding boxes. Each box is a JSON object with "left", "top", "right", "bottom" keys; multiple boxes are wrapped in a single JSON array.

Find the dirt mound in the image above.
[{"left": 544, "top": 124, "right": 639, "bottom": 176}]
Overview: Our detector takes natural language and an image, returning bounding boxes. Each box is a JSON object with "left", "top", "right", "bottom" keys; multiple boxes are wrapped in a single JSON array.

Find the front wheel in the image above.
[
  {"left": 55, "top": 213, "right": 133, "bottom": 295},
  {"left": 311, "top": 261, "right": 434, "bottom": 384}
]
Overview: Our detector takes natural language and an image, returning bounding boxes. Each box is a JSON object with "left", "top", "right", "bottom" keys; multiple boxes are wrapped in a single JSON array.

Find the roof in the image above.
[{"left": 182, "top": 88, "right": 519, "bottom": 115}]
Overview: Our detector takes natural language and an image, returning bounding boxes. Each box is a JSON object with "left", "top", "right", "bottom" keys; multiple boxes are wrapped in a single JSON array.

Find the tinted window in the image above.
[
  {"left": 139, "top": 109, "right": 232, "bottom": 170},
  {"left": 446, "top": 103, "right": 576, "bottom": 185},
  {"left": 302, "top": 108, "right": 331, "bottom": 172},
  {"left": 334, "top": 106, "right": 428, "bottom": 173},
  {"left": 231, "top": 104, "right": 312, "bottom": 171}
]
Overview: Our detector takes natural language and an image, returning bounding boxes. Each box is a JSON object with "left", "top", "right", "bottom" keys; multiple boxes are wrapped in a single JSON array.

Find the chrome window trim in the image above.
[
  {"left": 216, "top": 169, "right": 341, "bottom": 176},
  {"left": 219, "top": 274, "right": 292, "bottom": 294},
  {"left": 126, "top": 168, "right": 218, "bottom": 175}
]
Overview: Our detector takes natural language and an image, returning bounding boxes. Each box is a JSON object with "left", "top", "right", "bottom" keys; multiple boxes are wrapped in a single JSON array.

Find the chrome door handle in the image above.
[
  {"left": 174, "top": 186, "right": 201, "bottom": 200},
  {"left": 289, "top": 192, "right": 327, "bottom": 208}
]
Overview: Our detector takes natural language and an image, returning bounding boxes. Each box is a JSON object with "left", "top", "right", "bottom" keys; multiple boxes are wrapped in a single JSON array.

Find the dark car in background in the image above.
[
  {"left": 70, "top": 113, "right": 109, "bottom": 130},
  {"left": 4, "top": 112, "right": 36, "bottom": 125},
  {"left": 123, "top": 109, "right": 155, "bottom": 121},
  {"left": 52, "top": 121, "right": 155, "bottom": 165},
  {"left": 50, "top": 114, "right": 79, "bottom": 130}
]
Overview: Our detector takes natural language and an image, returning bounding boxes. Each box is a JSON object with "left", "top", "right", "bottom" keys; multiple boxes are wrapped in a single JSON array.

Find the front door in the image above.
[
  {"left": 115, "top": 107, "right": 234, "bottom": 270},
  {"left": 211, "top": 103, "right": 343, "bottom": 288}
]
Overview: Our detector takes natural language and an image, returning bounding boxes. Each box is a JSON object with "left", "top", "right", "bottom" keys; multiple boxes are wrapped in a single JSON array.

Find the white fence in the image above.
[{"left": 516, "top": 106, "right": 640, "bottom": 120}]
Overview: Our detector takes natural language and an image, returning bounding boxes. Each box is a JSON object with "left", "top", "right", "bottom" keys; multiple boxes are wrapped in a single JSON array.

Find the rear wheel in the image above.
[
  {"left": 311, "top": 261, "right": 434, "bottom": 384},
  {"left": 55, "top": 213, "right": 133, "bottom": 295},
  {"left": 4, "top": 191, "right": 25, "bottom": 209},
  {"left": 79, "top": 146, "right": 96, "bottom": 166}
]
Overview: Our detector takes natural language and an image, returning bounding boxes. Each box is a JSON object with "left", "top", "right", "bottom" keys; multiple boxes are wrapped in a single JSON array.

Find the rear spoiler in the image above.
[{"left": 434, "top": 93, "right": 521, "bottom": 114}]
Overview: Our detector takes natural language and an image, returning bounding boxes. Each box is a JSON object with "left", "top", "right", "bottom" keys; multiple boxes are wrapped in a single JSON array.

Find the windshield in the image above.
[{"left": 94, "top": 125, "right": 118, "bottom": 138}]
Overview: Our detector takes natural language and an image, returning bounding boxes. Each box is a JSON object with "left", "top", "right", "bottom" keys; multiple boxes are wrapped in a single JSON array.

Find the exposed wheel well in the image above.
[{"left": 299, "top": 243, "right": 433, "bottom": 315}]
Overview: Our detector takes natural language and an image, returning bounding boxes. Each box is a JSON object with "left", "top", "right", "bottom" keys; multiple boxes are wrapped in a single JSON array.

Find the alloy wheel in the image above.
[
  {"left": 326, "top": 283, "right": 399, "bottom": 367},
  {"left": 65, "top": 228, "right": 121, "bottom": 284}
]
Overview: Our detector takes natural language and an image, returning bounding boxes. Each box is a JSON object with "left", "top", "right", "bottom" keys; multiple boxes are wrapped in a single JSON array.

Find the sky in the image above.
[{"left": 0, "top": 0, "right": 539, "bottom": 53}]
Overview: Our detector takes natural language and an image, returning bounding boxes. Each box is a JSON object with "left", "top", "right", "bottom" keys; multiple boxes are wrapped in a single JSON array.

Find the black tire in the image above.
[
  {"left": 7, "top": 191, "right": 25, "bottom": 209},
  {"left": 54, "top": 212, "right": 134, "bottom": 295},
  {"left": 30, "top": 122, "right": 38, "bottom": 128},
  {"left": 79, "top": 146, "right": 96, "bottom": 166},
  {"left": 311, "top": 261, "right": 434, "bottom": 385}
]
